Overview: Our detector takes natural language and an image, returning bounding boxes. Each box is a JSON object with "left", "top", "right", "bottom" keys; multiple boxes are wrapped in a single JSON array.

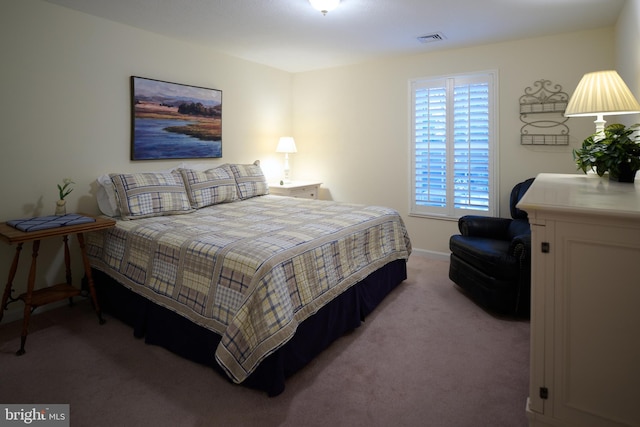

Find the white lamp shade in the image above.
[
  {"left": 309, "top": 0, "right": 340, "bottom": 14},
  {"left": 565, "top": 70, "right": 640, "bottom": 117},
  {"left": 276, "top": 137, "right": 297, "bottom": 153}
]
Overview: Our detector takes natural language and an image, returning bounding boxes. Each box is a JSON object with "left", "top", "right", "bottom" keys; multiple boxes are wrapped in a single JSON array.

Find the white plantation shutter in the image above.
[{"left": 411, "top": 72, "right": 497, "bottom": 218}]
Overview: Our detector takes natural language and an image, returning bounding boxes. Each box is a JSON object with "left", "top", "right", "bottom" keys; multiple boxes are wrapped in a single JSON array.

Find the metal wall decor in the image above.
[{"left": 519, "top": 79, "right": 569, "bottom": 145}]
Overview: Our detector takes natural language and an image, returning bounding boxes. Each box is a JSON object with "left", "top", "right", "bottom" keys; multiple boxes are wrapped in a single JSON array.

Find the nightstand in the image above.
[
  {"left": 269, "top": 181, "right": 322, "bottom": 200},
  {"left": 0, "top": 214, "right": 116, "bottom": 355}
]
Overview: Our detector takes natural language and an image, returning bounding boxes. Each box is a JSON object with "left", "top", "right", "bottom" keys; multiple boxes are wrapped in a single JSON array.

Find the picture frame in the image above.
[{"left": 130, "top": 76, "right": 223, "bottom": 160}]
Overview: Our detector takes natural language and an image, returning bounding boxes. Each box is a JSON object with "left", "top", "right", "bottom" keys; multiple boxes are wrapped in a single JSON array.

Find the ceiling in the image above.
[{"left": 44, "top": 0, "right": 625, "bottom": 73}]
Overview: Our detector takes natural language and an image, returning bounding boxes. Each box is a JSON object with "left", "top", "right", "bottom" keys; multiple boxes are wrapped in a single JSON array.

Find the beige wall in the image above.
[
  {"left": 0, "top": 0, "right": 292, "bottom": 319},
  {"left": 1, "top": 0, "right": 637, "bottom": 321},
  {"left": 292, "top": 28, "right": 616, "bottom": 256},
  {"left": 616, "top": 0, "right": 640, "bottom": 127}
]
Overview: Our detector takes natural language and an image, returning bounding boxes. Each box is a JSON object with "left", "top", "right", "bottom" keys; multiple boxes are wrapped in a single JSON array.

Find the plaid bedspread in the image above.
[{"left": 87, "top": 195, "right": 411, "bottom": 383}]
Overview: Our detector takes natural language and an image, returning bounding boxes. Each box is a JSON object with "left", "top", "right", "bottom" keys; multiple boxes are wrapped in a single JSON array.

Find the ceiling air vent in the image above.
[{"left": 417, "top": 32, "right": 446, "bottom": 44}]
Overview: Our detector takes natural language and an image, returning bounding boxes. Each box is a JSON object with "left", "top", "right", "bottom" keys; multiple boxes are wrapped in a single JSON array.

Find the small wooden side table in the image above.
[{"left": 0, "top": 214, "right": 116, "bottom": 355}]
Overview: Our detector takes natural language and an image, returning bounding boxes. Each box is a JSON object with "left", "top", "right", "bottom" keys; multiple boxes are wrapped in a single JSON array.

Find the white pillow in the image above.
[{"left": 96, "top": 174, "right": 120, "bottom": 217}]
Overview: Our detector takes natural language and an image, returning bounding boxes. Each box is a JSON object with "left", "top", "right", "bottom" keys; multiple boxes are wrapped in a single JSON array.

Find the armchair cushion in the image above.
[{"left": 449, "top": 236, "right": 519, "bottom": 281}]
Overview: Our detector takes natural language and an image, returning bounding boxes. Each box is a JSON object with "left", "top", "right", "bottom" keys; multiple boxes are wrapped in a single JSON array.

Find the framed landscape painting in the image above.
[{"left": 131, "top": 76, "right": 223, "bottom": 160}]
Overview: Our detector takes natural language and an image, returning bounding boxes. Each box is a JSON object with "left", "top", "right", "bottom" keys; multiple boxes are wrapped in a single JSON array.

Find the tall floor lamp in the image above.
[
  {"left": 564, "top": 70, "right": 640, "bottom": 140},
  {"left": 276, "top": 137, "right": 297, "bottom": 184}
]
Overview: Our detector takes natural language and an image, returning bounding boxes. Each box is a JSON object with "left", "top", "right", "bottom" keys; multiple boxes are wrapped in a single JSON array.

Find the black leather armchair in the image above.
[{"left": 448, "top": 178, "right": 534, "bottom": 317}]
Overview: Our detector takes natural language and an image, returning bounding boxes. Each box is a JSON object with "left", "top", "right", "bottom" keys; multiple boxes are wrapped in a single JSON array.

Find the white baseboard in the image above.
[{"left": 410, "top": 248, "right": 450, "bottom": 261}]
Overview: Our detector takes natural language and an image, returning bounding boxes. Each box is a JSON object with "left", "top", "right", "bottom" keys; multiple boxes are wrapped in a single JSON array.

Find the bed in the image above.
[{"left": 86, "top": 162, "right": 411, "bottom": 396}]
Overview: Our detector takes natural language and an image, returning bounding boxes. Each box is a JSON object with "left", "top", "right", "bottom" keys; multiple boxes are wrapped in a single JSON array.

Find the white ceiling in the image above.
[{"left": 44, "top": 0, "right": 625, "bottom": 73}]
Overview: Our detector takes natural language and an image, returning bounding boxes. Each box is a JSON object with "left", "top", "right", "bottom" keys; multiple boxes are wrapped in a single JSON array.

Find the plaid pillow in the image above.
[
  {"left": 228, "top": 161, "right": 269, "bottom": 200},
  {"left": 110, "top": 171, "right": 194, "bottom": 220},
  {"left": 179, "top": 165, "right": 238, "bottom": 208}
]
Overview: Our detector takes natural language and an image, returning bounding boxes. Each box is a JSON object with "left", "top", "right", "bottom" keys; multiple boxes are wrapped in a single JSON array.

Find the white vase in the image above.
[{"left": 55, "top": 199, "right": 66, "bottom": 215}]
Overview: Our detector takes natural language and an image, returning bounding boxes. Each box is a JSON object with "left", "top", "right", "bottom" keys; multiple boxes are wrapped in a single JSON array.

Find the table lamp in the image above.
[
  {"left": 276, "top": 137, "right": 297, "bottom": 183},
  {"left": 565, "top": 70, "right": 640, "bottom": 140}
]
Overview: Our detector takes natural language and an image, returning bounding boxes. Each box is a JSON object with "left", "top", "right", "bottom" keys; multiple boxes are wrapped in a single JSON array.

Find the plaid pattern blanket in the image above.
[
  {"left": 87, "top": 196, "right": 411, "bottom": 383},
  {"left": 7, "top": 214, "right": 95, "bottom": 232}
]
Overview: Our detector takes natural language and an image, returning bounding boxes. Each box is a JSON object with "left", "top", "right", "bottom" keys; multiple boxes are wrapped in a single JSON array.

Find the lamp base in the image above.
[
  {"left": 282, "top": 153, "right": 292, "bottom": 184},
  {"left": 593, "top": 114, "right": 606, "bottom": 141}
]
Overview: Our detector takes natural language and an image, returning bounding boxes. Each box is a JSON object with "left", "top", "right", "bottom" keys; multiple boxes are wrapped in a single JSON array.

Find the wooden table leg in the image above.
[
  {"left": 63, "top": 235, "right": 71, "bottom": 285},
  {"left": 1, "top": 243, "right": 23, "bottom": 323},
  {"left": 62, "top": 235, "right": 74, "bottom": 306},
  {"left": 76, "top": 233, "right": 105, "bottom": 325},
  {"left": 17, "top": 240, "right": 40, "bottom": 355}
]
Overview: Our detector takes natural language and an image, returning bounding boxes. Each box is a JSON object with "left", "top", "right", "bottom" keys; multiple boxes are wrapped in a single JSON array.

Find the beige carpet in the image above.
[{"left": 0, "top": 254, "right": 529, "bottom": 427}]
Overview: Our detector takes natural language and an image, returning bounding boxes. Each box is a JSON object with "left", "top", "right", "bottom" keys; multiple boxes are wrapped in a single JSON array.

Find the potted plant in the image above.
[
  {"left": 55, "top": 178, "right": 74, "bottom": 215},
  {"left": 573, "top": 123, "right": 640, "bottom": 182}
]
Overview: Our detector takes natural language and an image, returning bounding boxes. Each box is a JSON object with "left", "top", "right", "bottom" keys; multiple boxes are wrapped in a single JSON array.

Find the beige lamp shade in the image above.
[
  {"left": 276, "top": 137, "right": 297, "bottom": 153},
  {"left": 565, "top": 70, "right": 640, "bottom": 117}
]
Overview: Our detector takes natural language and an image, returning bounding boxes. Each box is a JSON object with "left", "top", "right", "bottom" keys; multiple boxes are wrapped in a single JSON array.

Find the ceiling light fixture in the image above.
[{"left": 309, "top": 0, "right": 340, "bottom": 16}]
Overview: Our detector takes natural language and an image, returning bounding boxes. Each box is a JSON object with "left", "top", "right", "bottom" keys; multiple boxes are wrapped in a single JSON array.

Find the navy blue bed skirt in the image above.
[{"left": 92, "top": 259, "right": 407, "bottom": 396}]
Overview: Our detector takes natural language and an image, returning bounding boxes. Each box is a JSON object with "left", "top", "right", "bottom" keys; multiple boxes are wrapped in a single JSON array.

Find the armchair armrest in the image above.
[
  {"left": 458, "top": 215, "right": 513, "bottom": 239},
  {"left": 509, "top": 234, "right": 531, "bottom": 258}
]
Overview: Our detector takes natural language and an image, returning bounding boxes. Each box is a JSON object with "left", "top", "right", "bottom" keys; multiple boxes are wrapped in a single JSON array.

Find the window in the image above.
[{"left": 410, "top": 71, "right": 497, "bottom": 219}]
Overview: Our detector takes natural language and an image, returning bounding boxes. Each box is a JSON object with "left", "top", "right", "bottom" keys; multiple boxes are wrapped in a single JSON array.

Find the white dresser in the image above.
[
  {"left": 268, "top": 181, "right": 322, "bottom": 200},
  {"left": 517, "top": 173, "right": 640, "bottom": 427}
]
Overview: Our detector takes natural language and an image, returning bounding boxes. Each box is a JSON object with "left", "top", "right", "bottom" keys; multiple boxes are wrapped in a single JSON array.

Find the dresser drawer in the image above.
[
  {"left": 287, "top": 185, "right": 318, "bottom": 199},
  {"left": 269, "top": 182, "right": 321, "bottom": 200}
]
